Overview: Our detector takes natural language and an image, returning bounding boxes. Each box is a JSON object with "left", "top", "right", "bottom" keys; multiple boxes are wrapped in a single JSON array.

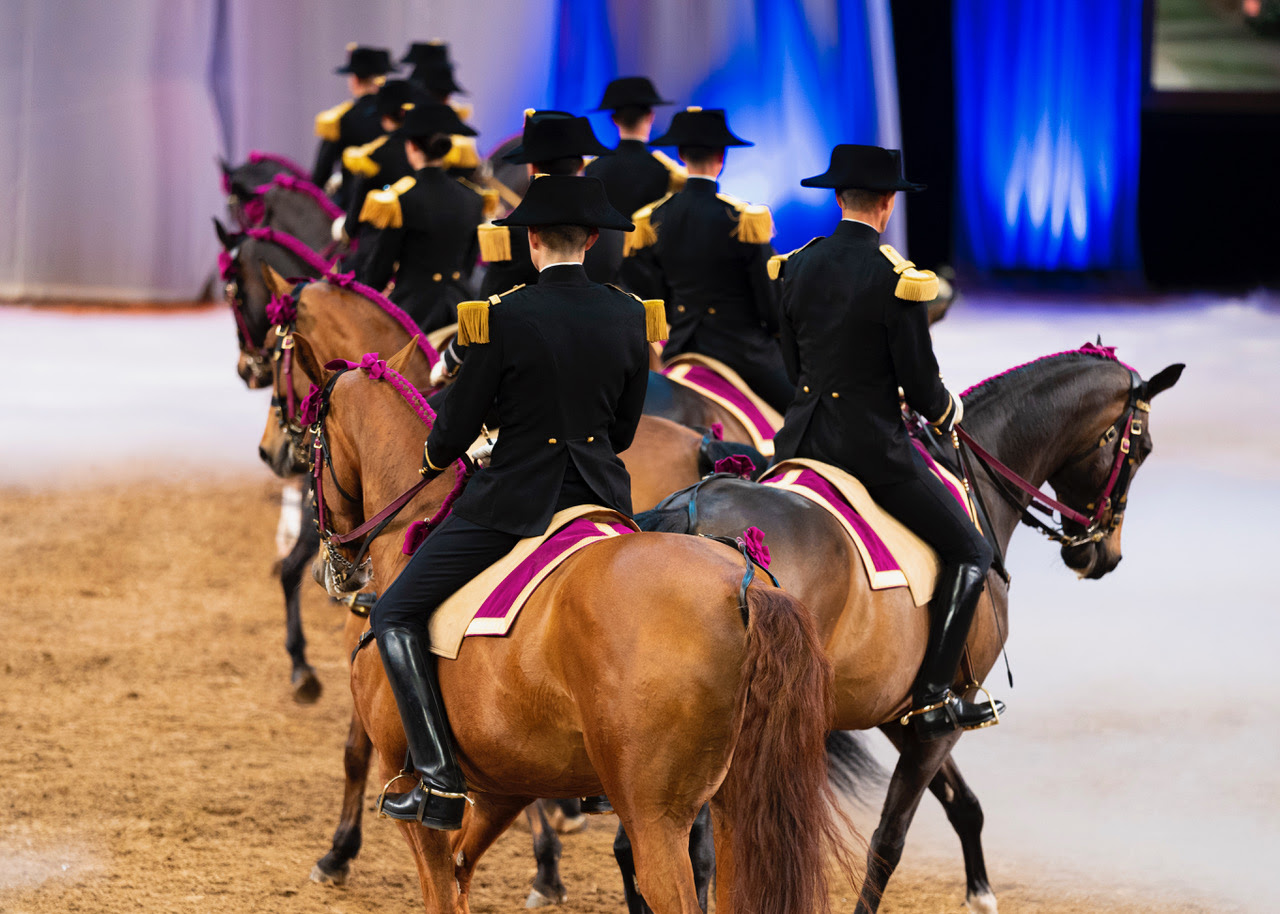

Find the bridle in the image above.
[
  {"left": 266, "top": 281, "right": 312, "bottom": 459},
  {"left": 956, "top": 369, "right": 1149, "bottom": 549},
  {"left": 307, "top": 357, "right": 470, "bottom": 589}
]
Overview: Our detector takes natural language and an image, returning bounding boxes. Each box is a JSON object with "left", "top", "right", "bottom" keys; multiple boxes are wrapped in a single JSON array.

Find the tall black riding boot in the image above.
[
  {"left": 376, "top": 627, "right": 469, "bottom": 829},
  {"left": 907, "top": 562, "right": 1005, "bottom": 741}
]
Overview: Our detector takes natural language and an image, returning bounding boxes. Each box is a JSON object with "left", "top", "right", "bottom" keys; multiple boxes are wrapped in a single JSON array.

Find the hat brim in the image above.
[
  {"left": 335, "top": 65, "right": 397, "bottom": 76},
  {"left": 591, "top": 96, "right": 675, "bottom": 112},
  {"left": 648, "top": 130, "right": 752, "bottom": 148},
  {"left": 394, "top": 123, "right": 479, "bottom": 139},
  {"left": 799, "top": 172, "right": 926, "bottom": 192},
  {"left": 495, "top": 211, "right": 635, "bottom": 232},
  {"left": 502, "top": 140, "right": 614, "bottom": 164}
]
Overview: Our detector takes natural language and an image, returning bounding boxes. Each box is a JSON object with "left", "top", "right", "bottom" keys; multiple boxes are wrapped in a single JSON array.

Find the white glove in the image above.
[
  {"left": 429, "top": 359, "right": 450, "bottom": 388},
  {"left": 324, "top": 173, "right": 342, "bottom": 196},
  {"left": 931, "top": 389, "right": 963, "bottom": 434},
  {"left": 331, "top": 215, "right": 346, "bottom": 243},
  {"left": 468, "top": 442, "right": 494, "bottom": 468}
]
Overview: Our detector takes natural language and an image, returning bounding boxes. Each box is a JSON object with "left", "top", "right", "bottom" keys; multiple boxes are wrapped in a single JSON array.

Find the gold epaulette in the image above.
[
  {"left": 315, "top": 100, "right": 354, "bottom": 142},
  {"left": 716, "top": 192, "right": 774, "bottom": 244},
  {"left": 457, "top": 284, "right": 525, "bottom": 346},
  {"left": 879, "top": 244, "right": 939, "bottom": 302},
  {"left": 606, "top": 283, "right": 669, "bottom": 342},
  {"left": 624, "top": 193, "right": 672, "bottom": 256},
  {"left": 767, "top": 236, "right": 824, "bottom": 280},
  {"left": 442, "top": 135, "right": 480, "bottom": 170},
  {"left": 358, "top": 176, "right": 416, "bottom": 229},
  {"left": 477, "top": 224, "right": 511, "bottom": 262},
  {"left": 341, "top": 135, "right": 388, "bottom": 177},
  {"left": 650, "top": 150, "right": 688, "bottom": 193},
  {"left": 455, "top": 177, "right": 501, "bottom": 220}
]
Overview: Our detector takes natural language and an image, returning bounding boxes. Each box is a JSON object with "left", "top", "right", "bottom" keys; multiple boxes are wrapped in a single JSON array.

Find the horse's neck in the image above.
[
  {"left": 961, "top": 361, "right": 1130, "bottom": 549},
  {"left": 269, "top": 193, "right": 331, "bottom": 251},
  {"left": 304, "top": 291, "right": 430, "bottom": 385}
]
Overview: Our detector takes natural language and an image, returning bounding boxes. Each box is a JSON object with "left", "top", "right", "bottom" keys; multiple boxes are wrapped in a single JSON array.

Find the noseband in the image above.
[{"left": 956, "top": 370, "right": 1148, "bottom": 549}]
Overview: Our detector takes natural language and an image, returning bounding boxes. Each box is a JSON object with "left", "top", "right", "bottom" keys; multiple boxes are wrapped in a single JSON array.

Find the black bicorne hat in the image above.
[
  {"left": 410, "top": 62, "right": 467, "bottom": 98},
  {"left": 396, "top": 102, "right": 478, "bottom": 139},
  {"left": 335, "top": 45, "right": 398, "bottom": 78},
  {"left": 494, "top": 175, "right": 633, "bottom": 231},
  {"left": 800, "top": 144, "right": 926, "bottom": 193},
  {"left": 649, "top": 107, "right": 752, "bottom": 148},
  {"left": 502, "top": 111, "right": 614, "bottom": 164},
  {"left": 374, "top": 80, "right": 430, "bottom": 120},
  {"left": 401, "top": 41, "right": 451, "bottom": 68},
  {"left": 593, "top": 76, "right": 674, "bottom": 111}
]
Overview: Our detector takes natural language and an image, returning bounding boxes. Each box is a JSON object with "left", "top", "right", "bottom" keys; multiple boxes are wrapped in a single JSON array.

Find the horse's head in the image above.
[
  {"left": 214, "top": 217, "right": 275, "bottom": 388},
  {"left": 1048, "top": 362, "right": 1184, "bottom": 579}
]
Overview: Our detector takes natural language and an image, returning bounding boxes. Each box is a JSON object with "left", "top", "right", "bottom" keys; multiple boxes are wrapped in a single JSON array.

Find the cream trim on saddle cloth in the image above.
[
  {"left": 425, "top": 322, "right": 458, "bottom": 353},
  {"left": 661, "top": 353, "right": 784, "bottom": 457},
  {"left": 763, "top": 458, "right": 978, "bottom": 607},
  {"left": 428, "top": 505, "right": 638, "bottom": 659}
]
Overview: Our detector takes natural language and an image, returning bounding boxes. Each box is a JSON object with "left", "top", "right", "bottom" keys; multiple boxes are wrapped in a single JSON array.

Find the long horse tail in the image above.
[
  {"left": 717, "top": 586, "right": 862, "bottom": 914},
  {"left": 826, "top": 730, "right": 887, "bottom": 806}
]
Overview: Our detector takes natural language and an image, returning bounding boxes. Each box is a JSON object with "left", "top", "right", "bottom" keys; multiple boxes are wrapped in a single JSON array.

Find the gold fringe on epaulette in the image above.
[
  {"left": 315, "top": 100, "right": 354, "bottom": 142},
  {"left": 456, "top": 300, "right": 490, "bottom": 346},
  {"left": 643, "top": 299, "right": 669, "bottom": 343},
  {"left": 358, "top": 175, "right": 416, "bottom": 229},
  {"left": 731, "top": 204, "right": 774, "bottom": 245},
  {"left": 342, "top": 135, "right": 387, "bottom": 177},
  {"left": 625, "top": 196, "right": 667, "bottom": 256},
  {"left": 443, "top": 135, "right": 479, "bottom": 170},
  {"left": 650, "top": 150, "right": 688, "bottom": 193},
  {"left": 477, "top": 224, "right": 511, "bottom": 262},
  {"left": 879, "top": 244, "right": 939, "bottom": 302}
]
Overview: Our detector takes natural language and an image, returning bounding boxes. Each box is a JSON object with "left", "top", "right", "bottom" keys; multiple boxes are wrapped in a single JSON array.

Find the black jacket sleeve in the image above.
[
  {"left": 311, "top": 139, "right": 339, "bottom": 189},
  {"left": 609, "top": 340, "right": 649, "bottom": 453},
  {"left": 746, "top": 242, "right": 780, "bottom": 334},
  {"left": 424, "top": 317, "right": 503, "bottom": 469},
  {"left": 358, "top": 226, "right": 404, "bottom": 292},
  {"left": 778, "top": 274, "right": 801, "bottom": 385},
  {"left": 886, "top": 293, "right": 950, "bottom": 422}
]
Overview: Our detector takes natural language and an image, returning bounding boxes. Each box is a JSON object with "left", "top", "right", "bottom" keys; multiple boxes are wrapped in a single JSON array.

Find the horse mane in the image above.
[
  {"left": 960, "top": 343, "right": 1136, "bottom": 408},
  {"left": 247, "top": 150, "right": 308, "bottom": 179},
  {"left": 255, "top": 174, "right": 345, "bottom": 220}
]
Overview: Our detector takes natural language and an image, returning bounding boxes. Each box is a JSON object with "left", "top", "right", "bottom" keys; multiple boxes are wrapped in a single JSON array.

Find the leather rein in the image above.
[{"left": 955, "top": 370, "right": 1149, "bottom": 549}]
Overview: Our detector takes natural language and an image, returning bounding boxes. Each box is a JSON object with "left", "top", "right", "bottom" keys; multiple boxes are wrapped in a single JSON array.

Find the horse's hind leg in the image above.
[
  {"left": 281, "top": 486, "right": 321, "bottom": 702},
  {"left": 452, "top": 793, "right": 533, "bottom": 913},
  {"left": 854, "top": 724, "right": 963, "bottom": 914},
  {"left": 613, "top": 812, "right": 703, "bottom": 914},
  {"left": 310, "top": 710, "right": 373, "bottom": 885},
  {"left": 524, "top": 800, "right": 567, "bottom": 907},
  {"left": 614, "top": 802, "right": 712, "bottom": 914}
]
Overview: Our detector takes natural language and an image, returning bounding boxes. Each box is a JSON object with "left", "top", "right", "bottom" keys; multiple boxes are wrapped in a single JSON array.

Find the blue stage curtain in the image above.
[
  {"left": 953, "top": 0, "right": 1142, "bottom": 271},
  {"left": 549, "top": 0, "right": 617, "bottom": 116}
]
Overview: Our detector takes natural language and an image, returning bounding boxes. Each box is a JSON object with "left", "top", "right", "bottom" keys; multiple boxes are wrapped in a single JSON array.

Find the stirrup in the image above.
[
  {"left": 899, "top": 694, "right": 955, "bottom": 727},
  {"left": 960, "top": 682, "right": 1002, "bottom": 731},
  {"left": 375, "top": 773, "right": 472, "bottom": 820}
]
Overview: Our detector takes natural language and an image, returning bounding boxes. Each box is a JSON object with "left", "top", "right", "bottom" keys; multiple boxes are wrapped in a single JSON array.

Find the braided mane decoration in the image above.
[
  {"left": 322, "top": 353, "right": 467, "bottom": 552},
  {"left": 248, "top": 150, "right": 309, "bottom": 179},
  {"left": 256, "top": 173, "right": 345, "bottom": 220},
  {"left": 960, "top": 341, "right": 1137, "bottom": 399}
]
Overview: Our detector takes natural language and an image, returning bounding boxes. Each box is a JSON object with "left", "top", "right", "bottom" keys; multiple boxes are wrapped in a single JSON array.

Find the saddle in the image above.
[
  {"left": 660, "top": 353, "right": 783, "bottom": 456},
  {"left": 427, "top": 505, "right": 637, "bottom": 659},
  {"left": 759, "top": 445, "right": 979, "bottom": 606}
]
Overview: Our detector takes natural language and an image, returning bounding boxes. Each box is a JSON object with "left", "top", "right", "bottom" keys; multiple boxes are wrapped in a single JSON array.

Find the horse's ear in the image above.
[
  {"left": 261, "top": 263, "right": 290, "bottom": 297},
  {"left": 1146, "top": 363, "right": 1185, "bottom": 400},
  {"left": 218, "top": 156, "right": 233, "bottom": 177},
  {"left": 290, "top": 332, "right": 328, "bottom": 387},
  {"left": 385, "top": 334, "right": 421, "bottom": 375},
  {"left": 213, "top": 216, "right": 235, "bottom": 249}
]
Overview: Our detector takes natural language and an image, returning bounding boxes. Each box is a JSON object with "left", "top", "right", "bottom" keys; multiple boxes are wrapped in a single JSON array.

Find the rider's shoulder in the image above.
[
  {"left": 455, "top": 285, "right": 527, "bottom": 346},
  {"left": 767, "top": 236, "right": 826, "bottom": 280},
  {"left": 877, "top": 244, "right": 939, "bottom": 303}
]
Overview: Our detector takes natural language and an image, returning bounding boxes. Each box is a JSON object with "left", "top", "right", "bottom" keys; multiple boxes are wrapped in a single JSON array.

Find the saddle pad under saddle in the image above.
[
  {"left": 759, "top": 448, "right": 978, "bottom": 606},
  {"left": 428, "top": 505, "right": 638, "bottom": 659},
  {"left": 660, "top": 353, "right": 783, "bottom": 457}
]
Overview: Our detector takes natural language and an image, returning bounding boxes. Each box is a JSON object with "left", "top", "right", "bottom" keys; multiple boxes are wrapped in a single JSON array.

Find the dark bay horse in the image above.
[
  {"left": 637, "top": 347, "right": 1184, "bottom": 913},
  {"left": 303, "top": 352, "right": 858, "bottom": 914}
]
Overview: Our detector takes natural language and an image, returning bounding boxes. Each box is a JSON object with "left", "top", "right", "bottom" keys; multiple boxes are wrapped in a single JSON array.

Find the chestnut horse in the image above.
[
  {"left": 301, "top": 350, "right": 858, "bottom": 914},
  {"left": 637, "top": 347, "right": 1184, "bottom": 913}
]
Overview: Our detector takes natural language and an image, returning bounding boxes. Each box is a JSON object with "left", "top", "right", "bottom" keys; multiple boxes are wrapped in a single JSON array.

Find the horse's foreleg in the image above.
[
  {"left": 688, "top": 803, "right": 714, "bottom": 912},
  {"left": 452, "top": 793, "right": 532, "bottom": 913},
  {"left": 854, "top": 724, "right": 962, "bottom": 914},
  {"left": 613, "top": 822, "right": 648, "bottom": 914},
  {"left": 281, "top": 489, "right": 321, "bottom": 702},
  {"left": 927, "top": 752, "right": 996, "bottom": 913},
  {"left": 310, "top": 710, "right": 374, "bottom": 885},
  {"left": 524, "top": 800, "right": 567, "bottom": 907}
]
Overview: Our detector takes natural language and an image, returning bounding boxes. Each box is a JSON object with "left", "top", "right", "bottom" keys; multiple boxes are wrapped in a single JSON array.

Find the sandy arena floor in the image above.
[{"left": 2, "top": 289, "right": 1277, "bottom": 913}]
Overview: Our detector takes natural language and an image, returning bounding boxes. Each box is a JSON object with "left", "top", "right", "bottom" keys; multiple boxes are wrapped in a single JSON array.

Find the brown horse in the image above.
[
  {"left": 298, "top": 345, "right": 858, "bottom": 914},
  {"left": 636, "top": 347, "right": 1184, "bottom": 913}
]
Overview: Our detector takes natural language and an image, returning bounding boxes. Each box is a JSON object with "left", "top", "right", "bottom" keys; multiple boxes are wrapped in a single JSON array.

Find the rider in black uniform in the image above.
[
  {"left": 371, "top": 175, "right": 652, "bottom": 829},
  {"left": 772, "top": 144, "right": 1002, "bottom": 741},
  {"left": 311, "top": 45, "right": 397, "bottom": 208}
]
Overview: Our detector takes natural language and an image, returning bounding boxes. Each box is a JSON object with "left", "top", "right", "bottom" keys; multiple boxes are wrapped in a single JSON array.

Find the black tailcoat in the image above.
[
  {"left": 583, "top": 140, "right": 671, "bottom": 221},
  {"left": 425, "top": 264, "right": 649, "bottom": 536},
  {"left": 773, "top": 220, "right": 950, "bottom": 485},
  {"left": 311, "top": 95, "right": 383, "bottom": 207},
  {"left": 343, "top": 136, "right": 414, "bottom": 276},
  {"left": 359, "top": 167, "right": 484, "bottom": 332}
]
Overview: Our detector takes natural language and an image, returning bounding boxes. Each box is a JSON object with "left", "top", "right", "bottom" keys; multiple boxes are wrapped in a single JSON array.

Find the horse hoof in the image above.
[
  {"left": 525, "top": 887, "right": 566, "bottom": 908},
  {"left": 292, "top": 670, "right": 323, "bottom": 704},
  {"left": 966, "top": 890, "right": 998, "bottom": 914},
  {"left": 310, "top": 861, "right": 349, "bottom": 886}
]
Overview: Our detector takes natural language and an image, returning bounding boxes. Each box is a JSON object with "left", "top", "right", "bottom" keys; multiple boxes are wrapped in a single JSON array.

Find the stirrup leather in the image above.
[{"left": 376, "top": 772, "right": 472, "bottom": 822}]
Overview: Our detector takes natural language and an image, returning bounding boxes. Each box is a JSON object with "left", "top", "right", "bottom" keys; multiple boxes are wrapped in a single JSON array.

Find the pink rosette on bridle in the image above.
[
  {"left": 358, "top": 352, "right": 387, "bottom": 380},
  {"left": 217, "top": 250, "right": 236, "bottom": 282},
  {"left": 326, "top": 270, "right": 357, "bottom": 289},
  {"left": 266, "top": 293, "right": 297, "bottom": 326},
  {"left": 241, "top": 195, "right": 266, "bottom": 226},
  {"left": 298, "top": 383, "right": 323, "bottom": 427},
  {"left": 740, "top": 526, "right": 771, "bottom": 570},
  {"left": 713, "top": 454, "right": 757, "bottom": 479}
]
